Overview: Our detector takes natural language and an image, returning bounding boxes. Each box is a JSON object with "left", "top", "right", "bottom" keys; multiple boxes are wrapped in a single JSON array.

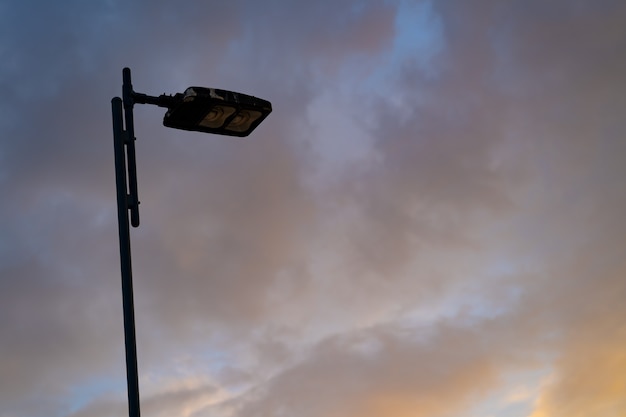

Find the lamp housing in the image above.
[{"left": 163, "top": 87, "right": 272, "bottom": 137}]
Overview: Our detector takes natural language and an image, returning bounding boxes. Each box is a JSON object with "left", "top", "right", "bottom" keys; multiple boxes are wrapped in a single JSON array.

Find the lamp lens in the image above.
[
  {"left": 199, "top": 105, "right": 236, "bottom": 128},
  {"left": 226, "top": 110, "right": 262, "bottom": 132}
]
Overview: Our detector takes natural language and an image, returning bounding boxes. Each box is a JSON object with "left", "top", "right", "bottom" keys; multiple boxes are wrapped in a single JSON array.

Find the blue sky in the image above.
[{"left": 1, "top": 1, "right": 625, "bottom": 417}]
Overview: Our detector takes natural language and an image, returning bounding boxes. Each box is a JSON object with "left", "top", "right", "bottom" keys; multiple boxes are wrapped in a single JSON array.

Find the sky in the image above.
[{"left": 1, "top": 1, "right": 625, "bottom": 416}]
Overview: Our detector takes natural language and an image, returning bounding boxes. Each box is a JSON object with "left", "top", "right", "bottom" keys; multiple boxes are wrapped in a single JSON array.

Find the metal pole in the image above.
[
  {"left": 123, "top": 67, "right": 140, "bottom": 228},
  {"left": 112, "top": 97, "right": 141, "bottom": 417}
]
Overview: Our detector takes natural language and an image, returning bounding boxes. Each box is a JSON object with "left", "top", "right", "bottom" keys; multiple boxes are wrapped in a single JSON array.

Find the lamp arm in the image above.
[{"left": 131, "top": 91, "right": 180, "bottom": 109}]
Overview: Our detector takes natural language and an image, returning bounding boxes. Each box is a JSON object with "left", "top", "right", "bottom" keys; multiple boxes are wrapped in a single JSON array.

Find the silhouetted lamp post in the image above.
[{"left": 111, "top": 67, "right": 271, "bottom": 417}]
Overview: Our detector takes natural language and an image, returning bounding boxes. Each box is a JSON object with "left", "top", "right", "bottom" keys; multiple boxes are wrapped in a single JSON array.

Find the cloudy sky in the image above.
[{"left": 1, "top": 1, "right": 625, "bottom": 417}]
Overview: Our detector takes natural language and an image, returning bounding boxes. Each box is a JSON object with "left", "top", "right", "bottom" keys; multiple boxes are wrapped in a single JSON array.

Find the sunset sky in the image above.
[{"left": 1, "top": 1, "right": 625, "bottom": 417}]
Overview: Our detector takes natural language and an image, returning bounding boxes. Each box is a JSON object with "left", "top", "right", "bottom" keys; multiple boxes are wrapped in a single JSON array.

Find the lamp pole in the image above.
[
  {"left": 111, "top": 68, "right": 271, "bottom": 417},
  {"left": 111, "top": 68, "right": 141, "bottom": 417}
]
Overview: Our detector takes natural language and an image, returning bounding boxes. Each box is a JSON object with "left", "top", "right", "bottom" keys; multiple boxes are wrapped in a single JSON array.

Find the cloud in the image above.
[
  {"left": 68, "top": 377, "right": 222, "bottom": 417},
  {"left": 233, "top": 317, "right": 536, "bottom": 417},
  {"left": 1, "top": 1, "right": 626, "bottom": 417}
]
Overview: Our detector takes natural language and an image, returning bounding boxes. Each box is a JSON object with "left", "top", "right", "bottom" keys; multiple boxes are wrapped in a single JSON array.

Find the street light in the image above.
[{"left": 111, "top": 67, "right": 271, "bottom": 417}]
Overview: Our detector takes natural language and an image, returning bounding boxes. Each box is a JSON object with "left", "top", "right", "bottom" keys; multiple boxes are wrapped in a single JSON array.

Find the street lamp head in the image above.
[{"left": 163, "top": 87, "right": 272, "bottom": 137}]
